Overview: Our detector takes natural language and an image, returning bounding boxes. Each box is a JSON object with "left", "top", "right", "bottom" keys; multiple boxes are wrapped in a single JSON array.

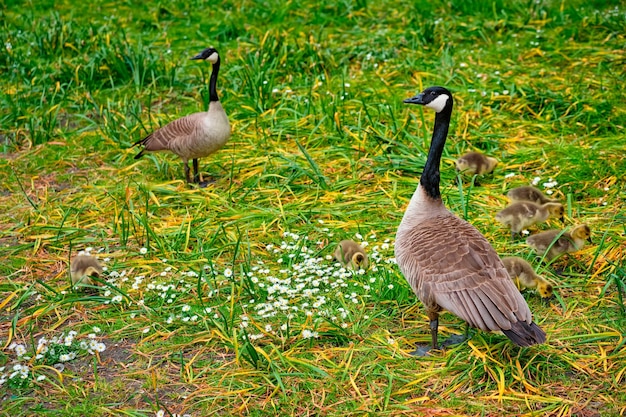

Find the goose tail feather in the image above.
[{"left": 502, "top": 321, "right": 546, "bottom": 347}]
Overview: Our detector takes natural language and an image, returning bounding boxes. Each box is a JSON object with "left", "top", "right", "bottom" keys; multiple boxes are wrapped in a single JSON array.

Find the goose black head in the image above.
[
  {"left": 404, "top": 86, "right": 453, "bottom": 113},
  {"left": 191, "top": 47, "right": 219, "bottom": 63}
]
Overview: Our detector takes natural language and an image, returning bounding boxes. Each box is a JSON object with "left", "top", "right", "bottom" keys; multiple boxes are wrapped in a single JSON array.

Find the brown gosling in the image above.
[
  {"left": 396, "top": 86, "right": 545, "bottom": 355},
  {"left": 502, "top": 257, "right": 553, "bottom": 298},
  {"left": 495, "top": 201, "right": 564, "bottom": 239},
  {"left": 333, "top": 240, "right": 369, "bottom": 270},
  {"left": 455, "top": 151, "right": 498, "bottom": 176},
  {"left": 133, "top": 47, "right": 231, "bottom": 186},
  {"left": 526, "top": 224, "right": 592, "bottom": 261},
  {"left": 70, "top": 254, "right": 103, "bottom": 288},
  {"left": 507, "top": 186, "right": 559, "bottom": 205}
]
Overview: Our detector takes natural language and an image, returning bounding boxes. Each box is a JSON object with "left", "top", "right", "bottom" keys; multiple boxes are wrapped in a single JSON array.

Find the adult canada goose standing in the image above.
[
  {"left": 333, "top": 240, "right": 369, "bottom": 270},
  {"left": 507, "top": 186, "right": 559, "bottom": 205},
  {"left": 495, "top": 201, "right": 564, "bottom": 239},
  {"left": 133, "top": 47, "right": 231, "bottom": 186},
  {"left": 526, "top": 224, "right": 592, "bottom": 261},
  {"left": 502, "top": 256, "right": 553, "bottom": 298},
  {"left": 70, "top": 254, "right": 103, "bottom": 288},
  {"left": 395, "top": 86, "right": 545, "bottom": 354},
  {"left": 455, "top": 151, "right": 498, "bottom": 176}
]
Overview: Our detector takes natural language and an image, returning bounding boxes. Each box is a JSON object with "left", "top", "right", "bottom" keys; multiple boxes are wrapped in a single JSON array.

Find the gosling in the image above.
[
  {"left": 502, "top": 256, "right": 553, "bottom": 298},
  {"left": 526, "top": 224, "right": 592, "bottom": 261},
  {"left": 507, "top": 186, "right": 558, "bottom": 205},
  {"left": 455, "top": 151, "right": 498, "bottom": 176},
  {"left": 495, "top": 201, "right": 564, "bottom": 239},
  {"left": 333, "top": 240, "right": 369, "bottom": 270},
  {"left": 70, "top": 254, "right": 103, "bottom": 288}
]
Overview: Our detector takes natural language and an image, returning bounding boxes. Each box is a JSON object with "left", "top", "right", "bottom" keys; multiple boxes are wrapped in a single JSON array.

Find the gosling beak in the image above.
[
  {"left": 559, "top": 215, "right": 564, "bottom": 222},
  {"left": 587, "top": 236, "right": 593, "bottom": 243},
  {"left": 404, "top": 93, "right": 425, "bottom": 105}
]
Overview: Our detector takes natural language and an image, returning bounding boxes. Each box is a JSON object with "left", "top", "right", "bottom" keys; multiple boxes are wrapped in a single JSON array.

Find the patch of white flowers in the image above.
[{"left": 1, "top": 328, "right": 107, "bottom": 389}]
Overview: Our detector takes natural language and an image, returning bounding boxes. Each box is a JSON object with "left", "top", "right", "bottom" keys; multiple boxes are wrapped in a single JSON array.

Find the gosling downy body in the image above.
[
  {"left": 455, "top": 151, "right": 498, "bottom": 176},
  {"left": 507, "top": 186, "right": 558, "bottom": 205},
  {"left": 134, "top": 47, "right": 231, "bottom": 186},
  {"left": 395, "top": 86, "right": 545, "bottom": 354},
  {"left": 526, "top": 224, "right": 592, "bottom": 261},
  {"left": 70, "top": 254, "right": 103, "bottom": 288},
  {"left": 502, "top": 257, "right": 553, "bottom": 298},
  {"left": 333, "top": 240, "right": 369, "bottom": 270},
  {"left": 495, "top": 201, "right": 564, "bottom": 238}
]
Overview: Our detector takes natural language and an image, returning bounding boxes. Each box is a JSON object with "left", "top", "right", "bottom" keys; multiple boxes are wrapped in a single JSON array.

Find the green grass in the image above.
[{"left": 1, "top": 0, "right": 625, "bottom": 415}]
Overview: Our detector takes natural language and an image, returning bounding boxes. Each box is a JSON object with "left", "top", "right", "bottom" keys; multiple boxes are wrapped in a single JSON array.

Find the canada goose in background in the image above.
[
  {"left": 526, "top": 224, "right": 592, "bottom": 261},
  {"left": 495, "top": 201, "right": 564, "bottom": 239},
  {"left": 395, "top": 86, "right": 545, "bottom": 355},
  {"left": 507, "top": 186, "right": 559, "bottom": 205},
  {"left": 133, "top": 47, "right": 231, "bottom": 186},
  {"left": 455, "top": 151, "right": 498, "bottom": 176},
  {"left": 502, "top": 257, "right": 553, "bottom": 298},
  {"left": 70, "top": 254, "right": 103, "bottom": 288},
  {"left": 333, "top": 240, "right": 369, "bottom": 270}
]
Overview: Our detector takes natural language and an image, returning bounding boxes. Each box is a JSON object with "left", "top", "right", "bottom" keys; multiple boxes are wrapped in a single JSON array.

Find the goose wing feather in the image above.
[
  {"left": 134, "top": 112, "right": 207, "bottom": 158},
  {"left": 396, "top": 214, "right": 532, "bottom": 332}
]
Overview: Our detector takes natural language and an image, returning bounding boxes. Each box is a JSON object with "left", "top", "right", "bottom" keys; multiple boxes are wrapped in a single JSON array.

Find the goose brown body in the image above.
[
  {"left": 507, "top": 186, "right": 558, "bottom": 205},
  {"left": 502, "top": 256, "right": 553, "bottom": 298},
  {"left": 396, "top": 86, "right": 545, "bottom": 351},
  {"left": 333, "top": 240, "right": 369, "bottom": 270},
  {"left": 70, "top": 254, "right": 103, "bottom": 287},
  {"left": 495, "top": 201, "right": 564, "bottom": 237},
  {"left": 455, "top": 151, "right": 498, "bottom": 175},
  {"left": 134, "top": 47, "right": 231, "bottom": 184},
  {"left": 526, "top": 224, "right": 592, "bottom": 261}
]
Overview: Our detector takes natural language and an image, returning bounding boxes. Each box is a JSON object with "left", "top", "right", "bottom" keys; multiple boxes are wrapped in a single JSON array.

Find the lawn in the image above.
[{"left": 1, "top": 0, "right": 625, "bottom": 416}]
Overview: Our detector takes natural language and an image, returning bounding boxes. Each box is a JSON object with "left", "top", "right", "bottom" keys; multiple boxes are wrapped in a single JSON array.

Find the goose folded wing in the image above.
[
  {"left": 411, "top": 218, "right": 533, "bottom": 332},
  {"left": 139, "top": 112, "right": 205, "bottom": 152}
]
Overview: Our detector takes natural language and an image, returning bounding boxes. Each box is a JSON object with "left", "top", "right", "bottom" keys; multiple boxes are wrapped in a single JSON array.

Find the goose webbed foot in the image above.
[
  {"left": 440, "top": 333, "right": 468, "bottom": 348},
  {"left": 410, "top": 345, "right": 435, "bottom": 357}
]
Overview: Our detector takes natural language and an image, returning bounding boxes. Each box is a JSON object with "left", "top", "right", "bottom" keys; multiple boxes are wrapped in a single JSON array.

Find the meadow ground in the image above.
[{"left": 1, "top": 0, "right": 625, "bottom": 416}]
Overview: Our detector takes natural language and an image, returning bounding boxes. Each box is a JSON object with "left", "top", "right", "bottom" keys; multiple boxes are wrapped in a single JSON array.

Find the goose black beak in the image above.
[
  {"left": 190, "top": 52, "right": 204, "bottom": 60},
  {"left": 404, "top": 93, "right": 425, "bottom": 105}
]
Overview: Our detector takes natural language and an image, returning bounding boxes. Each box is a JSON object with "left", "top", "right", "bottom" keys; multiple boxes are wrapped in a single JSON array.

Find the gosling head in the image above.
[
  {"left": 546, "top": 203, "right": 565, "bottom": 222},
  {"left": 351, "top": 252, "right": 369, "bottom": 270},
  {"left": 191, "top": 47, "right": 219, "bottom": 64},
  {"left": 83, "top": 266, "right": 101, "bottom": 278},
  {"left": 572, "top": 224, "right": 592, "bottom": 243},
  {"left": 536, "top": 280, "right": 554, "bottom": 298},
  {"left": 404, "top": 86, "right": 453, "bottom": 113}
]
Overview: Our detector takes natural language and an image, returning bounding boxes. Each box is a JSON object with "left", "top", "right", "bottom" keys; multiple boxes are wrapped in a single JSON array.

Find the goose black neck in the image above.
[
  {"left": 420, "top": 107, "right": 452, "bottom": 200},
  {"left": 209, "top": 57, "right": 221, "bottom": 102}
]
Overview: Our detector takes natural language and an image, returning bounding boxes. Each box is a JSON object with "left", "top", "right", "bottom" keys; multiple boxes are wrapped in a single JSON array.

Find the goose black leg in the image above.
[
  {"left": 430, "top": 316, "right": 439, "bottom": 349},
  {"left": 193, "top": 158, "right": 210, "bottom": 188},
  {"left": 184, "top": 161, "right": 192, "bottom": 184},
  {"left": 410, "top": 311, "right": 440, "bottom": 356}
]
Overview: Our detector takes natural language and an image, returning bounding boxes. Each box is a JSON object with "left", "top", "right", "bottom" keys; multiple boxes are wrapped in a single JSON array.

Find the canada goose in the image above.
[
  {"left": 395, "top": 86, "right": 545, "bottom": 354},
  {"left": 502, "top": 257, "right": 553, "bottom": 298},
  {"left": 455, "top": 151, "right": 498, "bottom": 176},
  {"left": 526, "top": 224, "right": 592, "bottom": 261},
  {"left": 70, "top": 254, "right": 103, "bottom": 288},
  {"left": 133, "top": 47, "right": 231, "bottom": 186},
  {"left": 507, "top": 186, "right": 558, "bottom": 205},
  {"left": 333, "top": 240, "right": 369, "bottom": 270},
  {"left": 495, "top": 201, "right": 564, "bottom": 239}
]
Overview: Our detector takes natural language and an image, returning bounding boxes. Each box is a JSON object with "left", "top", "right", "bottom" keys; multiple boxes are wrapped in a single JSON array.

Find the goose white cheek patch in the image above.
[
  {"left": 425, "top": 94, "right": 450, "bottom": 113},
  {"left": 206, "top": 52, "right": 219, "bottom": 63}
]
